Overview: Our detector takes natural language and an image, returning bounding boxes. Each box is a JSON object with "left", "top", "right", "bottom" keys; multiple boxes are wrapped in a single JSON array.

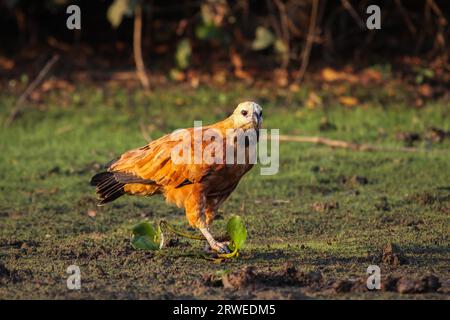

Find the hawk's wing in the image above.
[{"left": 107, "top": 128, "right": 221, "bottom": 188}]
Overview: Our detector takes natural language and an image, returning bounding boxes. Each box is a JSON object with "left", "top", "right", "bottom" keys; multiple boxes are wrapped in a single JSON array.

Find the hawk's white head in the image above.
[{"left": 231, "top": 101, "right": 263, "bottom": 130}]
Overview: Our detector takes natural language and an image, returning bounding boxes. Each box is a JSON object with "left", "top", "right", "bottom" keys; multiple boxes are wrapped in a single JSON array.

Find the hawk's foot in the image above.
[{"left": 200, "top": 227, "right": 231, "bottom": 253}]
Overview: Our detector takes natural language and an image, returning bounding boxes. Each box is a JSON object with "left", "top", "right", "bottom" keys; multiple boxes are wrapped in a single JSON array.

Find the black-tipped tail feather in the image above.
[
  {"left": 90, "top": 171, "right": 158, "bottom": 205},
  {"left": 90, "top": 172, "right": 125, "bottom": 205}
]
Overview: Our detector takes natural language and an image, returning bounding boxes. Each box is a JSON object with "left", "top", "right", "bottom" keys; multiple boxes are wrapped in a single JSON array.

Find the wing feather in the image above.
[{"left": 107, "top": 128, "right": 218, "bottom": 188}]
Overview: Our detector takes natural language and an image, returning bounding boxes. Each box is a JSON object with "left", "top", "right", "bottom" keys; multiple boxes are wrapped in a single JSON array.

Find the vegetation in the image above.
[{"left": 0, "top": 84, "right": 448, "bottom": 299}]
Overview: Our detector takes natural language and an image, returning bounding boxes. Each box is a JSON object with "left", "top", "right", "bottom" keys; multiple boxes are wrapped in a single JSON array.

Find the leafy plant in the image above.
[
  {"left": 131, "top": 221, "right": 163, "bottom": 250},
  {"left": 175, "top": 38, "right": 192, "bottom": 70},
  {"left": 414, "top": 67, "right": 434, "bottom": 84},
  {"left": 107, "top": 0, "right": 134, "bottom": 28},
  {"left": 252, "top": 26, "right": 275, "bottom": 50},
  {"left": 195, "top": 2, "right": 226, "bottom": 41},
  {"left": 195, "top": 24, "right": 222, "bottom": 41},
  {"left": 226, "top": 215, "right": 247, "bottom": 251},
  {"left": 129, "top": 215, "right": 248, "bottom": 261}
]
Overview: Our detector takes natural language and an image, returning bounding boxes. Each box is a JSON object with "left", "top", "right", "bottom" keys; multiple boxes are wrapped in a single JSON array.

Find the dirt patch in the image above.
[
  {"left": 406, "top": 191, "right": 450, "bottom": 214},
  {"left": 204, "top": 264, "right": 323, "bottom": 291},
  {"left": 424, "top": 127, "right": 450, "bottom": 143},
  {"left": 0, "top": 262, "right": 29, "bottom": 284},
  {"left": 378, "top": 243, "right": 408, "bottom": 266},
  {"left": 375, "top": 197, "right": 391, "bottom": 211},
  {"left": 0, "top": 240, "right": 40, "bottom": 252},
  {"left": 327, "top": 274, "right": 444, "bottom": 294},
  {"left": 383, "top": 275, "right": 441, "bottom": 294},
  {"left": 319, "top": 118, "right": 337, "bottom": 132},
  {"left": 165, "top": 237, "right": 192, "bottom": 248},
  {"left": 203, "top": 264, "right": 445, "bottom": 296},
  {"left": 437, "top": 278, "right": 450, "bottom": 294},
  {"left": 311, "top": 201, "right": 339, "bottom": 213},
  {"left": 409, "top": 192, "right": 437, "bottom": 206},
  {"left": 329, "top": 279, "right": 354, "bottom": 293},
  {"left": 395, "top": 128, "right": 450, "bottom": 146},
  {"left": 341, "top": 175, "right": 369, "bottom": 187},
  {"left": 396, "top": 132, "right": 421, "bottom": 147}
]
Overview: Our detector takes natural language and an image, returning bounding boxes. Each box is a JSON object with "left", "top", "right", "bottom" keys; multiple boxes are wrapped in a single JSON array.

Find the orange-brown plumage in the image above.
[{"left": 90, "top": 101, "right": 262, "bottom": 252}]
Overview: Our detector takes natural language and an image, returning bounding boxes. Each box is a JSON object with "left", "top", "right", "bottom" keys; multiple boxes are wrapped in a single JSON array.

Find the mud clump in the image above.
[
  {"left": 421, "top": 275, "right": 441, "bottom": 292},
  {"left": 217, "top": 264, "right": 323, "bottom": 290},
  {"left": 425, "top": 127, "right": 450, "bottom": 143},
  {"left": 437, "top": 278, "right": 450, "bottom": 294},
  {"left": 311, "top": 201, "right": 339, "bottom": 213},
  {"left": 0, "top": 263, "right": 23, "bottom": 283},
  {"left": 396, "top": 132, "right": 421, "bottom": 147},
  {"left": 341, "top": 175, "right": 369, "bottom": 187},
  {"left": 165, "top": 238, "right": 191, "bottom": 248},
  {"left": 319, "top": 118, "right": 337, "bottom": 132},
  {"left": 0, "top": 263, "right": 12, "bottom": 278},
  {"left": 330, "top": 280, "right": 353, "bottom": 293},
  {"left": 395, "top": 275, "right": 441, "bottom": 294},
  {"left": 379, "top": 243, "right": 408, "bottom": 266},
  {"left": 222, "top": 266, "right": 258, "bottom": 289},
  {"left": 375, "top": 197, "right": 391, "bottom": 211},
  {"left": 201, "top": 274, "right": 224, "bottom": 288},
  {"left": 396, "top": 277, "right": 422, "bottom": 294},
  {"left": 381, "top": 275, "right": 400, "bottom": 291},
  {"left": 408, "top": 192, "right": 436, "bottom": 206}
]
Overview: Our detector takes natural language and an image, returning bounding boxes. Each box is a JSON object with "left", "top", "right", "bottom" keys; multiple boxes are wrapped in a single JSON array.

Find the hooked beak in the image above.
[{"left": 253, "top": 112, "right": 262, "bottom": 129}]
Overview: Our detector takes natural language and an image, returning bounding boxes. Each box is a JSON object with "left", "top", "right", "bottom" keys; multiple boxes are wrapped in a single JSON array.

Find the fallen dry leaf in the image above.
[
  {"left": 306, "top": 91, "right": 322, "bottom": 109},
  {"left": 87, "top": 209, "right": 97, "bottom": 217},
  {"left": 274, "top": 68, "right": 288, "bottom": 87},
  {"left": 338, "top": 96, "right": 359, "bottom": 107},
  {"left": 418, "top": 84, "right": 433, "bottom": 98},
  {"left": 321, "top": 67, "right": 358, "bottom": 83},
  {"left": 360, "top": 68, "right": 382, "bottom": 83},
  {"left": 0, "top": 56, "right": 15, "bottom": 70}
]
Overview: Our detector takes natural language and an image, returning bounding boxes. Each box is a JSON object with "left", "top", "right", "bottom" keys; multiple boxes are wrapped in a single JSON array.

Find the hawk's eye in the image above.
[{"left": 241, "top": 110, "right": 248, "bottom": 116}]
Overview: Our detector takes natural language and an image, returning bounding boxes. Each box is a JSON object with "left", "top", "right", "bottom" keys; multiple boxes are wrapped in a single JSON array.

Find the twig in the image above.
[
  {"left": 341, "top": 0, "right": 365, "bottom": 29},
  {"left": 277, "top": 135, "right": 418, "bottom": 153},
  {"left": 395, "top": 0, "right": 417, "bottom": 35},
  {"left": 426, "top": 0, "right": 447, "bottom": 24},
  {"left": 293, "top": 0, "right": 319, "bottom": 85},
  {"left": 5, "top": 54, "right": 59, "bottom": 126},
  {"left": 274, "top": 0, "right": 291, "bottom": 70},
  {"left": 133, "top": 0, "right": 150, "bottom": 92}
]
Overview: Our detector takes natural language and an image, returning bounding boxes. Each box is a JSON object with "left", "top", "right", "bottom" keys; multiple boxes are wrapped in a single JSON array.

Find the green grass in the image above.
[{"left": 0, "top": 85, "right": 449, "bottom": 299}]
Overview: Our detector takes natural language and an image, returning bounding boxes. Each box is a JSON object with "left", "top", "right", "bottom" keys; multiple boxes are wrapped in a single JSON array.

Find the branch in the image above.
[
  {"left": 274, "top": 0, "right": 291, "bottom": 69},
  {"left": 341, "top": 0, "right": 365, "bottom": 29},
  {"left": 293, "top": 0, "right": 319, "bottom": 84},
  {"left": 277, "top": 135, "right": 418, "bottom": 153},
  {"left": 5, "top": 54, "right": 59, "bottom": 127},
  {"left": 133, "top": 0, "right": 150, "bottom": 92},
  {"left": 395, "top": 0, "right": 417, "bottom": 35}
]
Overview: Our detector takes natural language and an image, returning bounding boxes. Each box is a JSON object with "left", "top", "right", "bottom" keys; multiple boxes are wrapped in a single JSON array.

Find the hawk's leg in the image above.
[
  {"left": 184, "top": 184, "right": 230, "bottom": 253},
  {"left": 203, "top": 200, "right": 230, "bottom": 254},
  {"left": 200, "top": 227, "right": 230, "bottom": 254}
]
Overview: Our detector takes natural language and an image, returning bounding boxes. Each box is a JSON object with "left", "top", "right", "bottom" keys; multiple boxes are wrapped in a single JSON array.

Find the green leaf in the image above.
[
  {"left": 107, "top": 0, "right": 131, "bottom": 28},
  {"left": 252, "top": 26, "right": 275, "bottom": 51},
  {"left": 195, "top": 24, "right": 221, "bottom": 40},
  {"left": 274, "top": 39, "right": 288, "bottom": 54},
  {"left": 200, "top": 3, "right": 215, "bottom": 25},
  {"left": 175, "top": 38, "right": 192, "bottom": 70},
  {"left": 131, "top": 221, "right": 161, "bottom": 250},
  {"left": 226, "top": 215, "right": 247, "bottom": 250}
]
